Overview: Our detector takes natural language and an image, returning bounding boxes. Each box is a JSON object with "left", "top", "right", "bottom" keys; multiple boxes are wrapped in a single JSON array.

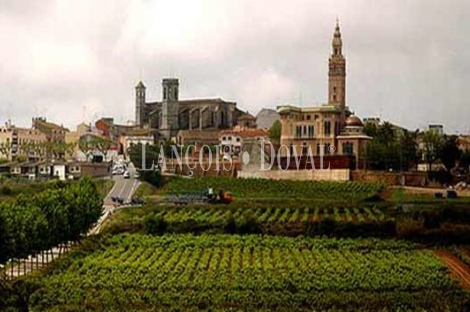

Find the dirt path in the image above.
[
  {"left": 435, "top": 250, "right": 470, "bottom": 290},
  {"left": 394, "top": 186, "right": 470, "bottom": 197},
  {"left": 461, "top": 248, "right": 470, "bottom": 259}
]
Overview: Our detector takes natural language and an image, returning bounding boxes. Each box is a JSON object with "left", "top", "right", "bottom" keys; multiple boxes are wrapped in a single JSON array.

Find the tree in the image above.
[
  {"left": 64, "top": 142, "right": 76, "bottom": 160},
  {"left": 95, "top": 138, "right": 113, "bottom": 162},
  {"left": 78, "top": 137, "right": 97, "bottom": 162},
  {"left": 128, "top": 143, "right": 159, "bottom": 169},
  {"left": 0, "top": 142, "right": 11, "bottom": 160},
  {"left": 364, "top": 124, "right": 419, "bottom": 171},
  {"left": 439, "top": 135, "right": 461, "bottom": 172},
  {"left": 459, "top": 150, "right": 470, "bottom": 171},
  {"left": 422, "top": 130, "right": 443, "bottom": 171},
  {"left": 268, "top": 120, "right": 281, "bottom": 143},
  {"left": 399, "top": 130, "right": 419, "bottom": 171}
]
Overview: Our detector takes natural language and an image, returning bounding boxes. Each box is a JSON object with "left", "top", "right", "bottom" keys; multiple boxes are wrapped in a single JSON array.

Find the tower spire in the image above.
[
  {"left": 328, "top": 19, "right": 346, "bottom": 109},
  {"left": 332, "top": 18, "right": 342, "bottom": 56}
]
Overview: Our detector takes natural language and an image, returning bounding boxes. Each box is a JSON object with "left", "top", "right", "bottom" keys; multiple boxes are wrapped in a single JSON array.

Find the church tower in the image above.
[
  {"left": 135, "top": 81, "right": 146, "bottom": 127},
  {"left": 328, "top": 19, "right": 346, "bottom": 109},
  {"left": 161, "top": 78, "right": 180, "bottom": 139}
]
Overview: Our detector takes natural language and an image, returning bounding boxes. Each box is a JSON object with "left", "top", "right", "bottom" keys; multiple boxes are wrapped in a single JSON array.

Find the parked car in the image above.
[
  {"left": 134, "top": 171, "right": 140, "bottom": 179},
  {"left": 123, "top": 170, "right": 130, "bottom": 179}
]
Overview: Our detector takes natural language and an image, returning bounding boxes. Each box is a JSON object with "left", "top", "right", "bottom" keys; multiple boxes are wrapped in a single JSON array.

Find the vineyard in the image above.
[
  {"left": 158, "top": 176, "right": 383, "bottom": 201},
  {"left": 157, "top": 205, "right": 388, "bottom": 224},
  {"left": 29, "top": 234, "right": 470, "bottom": 311}
]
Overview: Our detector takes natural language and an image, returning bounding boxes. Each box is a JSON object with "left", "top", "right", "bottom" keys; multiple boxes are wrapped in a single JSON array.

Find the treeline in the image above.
[{"left": 0, "top": 178, "right": 103, "bottom": 267}]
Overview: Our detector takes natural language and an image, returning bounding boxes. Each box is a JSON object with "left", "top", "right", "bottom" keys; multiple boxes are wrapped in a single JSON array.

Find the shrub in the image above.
[
  {"left": 140, "top": 170, "right": 163, "bottom": 188},
  {"left": 396, "top": 217, "right": 425, "bottom": 238},
  {"left": 0, "top": 185, "right": 12, "bottom": 196},
  {"left": 144, "top": 213, "right": 167, "bottom": 235},
  {"left": 235, "top": 212, "right": 261, "bottom": 234}
]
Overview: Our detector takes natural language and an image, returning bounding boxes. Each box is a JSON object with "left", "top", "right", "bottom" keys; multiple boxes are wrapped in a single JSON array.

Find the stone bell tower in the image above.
[
  {"left": 161, "top": 78, "right": 180, "bottom": 139},
  {"left": 135, "top": 81, "right": 146, "bottom": 127},
  {"left": 328, "top": 19, "right": 346, "bottom": 110}
]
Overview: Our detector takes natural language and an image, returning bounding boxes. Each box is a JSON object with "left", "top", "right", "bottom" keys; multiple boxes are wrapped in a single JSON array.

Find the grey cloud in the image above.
[{"left": 0, "top": 0, "right": 469, "bottom": 133}]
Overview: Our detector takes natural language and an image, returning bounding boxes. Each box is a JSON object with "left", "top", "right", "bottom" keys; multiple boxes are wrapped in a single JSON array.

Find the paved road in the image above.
[
  {"left": 3, "top": 167, "right": 140, "bottom": 278},
  {"left": 91, "top": 164, "right": 140, "bottom": 234}
]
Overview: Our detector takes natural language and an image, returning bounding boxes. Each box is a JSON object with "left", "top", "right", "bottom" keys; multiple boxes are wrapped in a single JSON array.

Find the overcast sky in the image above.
[{"left": 0, "top": 0, "right": 469, "bottom": 133}]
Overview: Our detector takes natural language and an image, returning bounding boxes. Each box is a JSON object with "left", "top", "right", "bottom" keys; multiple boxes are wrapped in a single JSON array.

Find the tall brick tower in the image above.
[{"left": 328, "top": 19, "right": 346, "bottom": 110}]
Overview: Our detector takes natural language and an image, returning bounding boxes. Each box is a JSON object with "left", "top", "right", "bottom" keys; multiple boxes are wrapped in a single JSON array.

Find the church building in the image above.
[
  {"left": 277, "top": 20, "right": 371, "bottom": 169},
  {"left": 135, "top": 78, "right": 242, "bottom": 141}
]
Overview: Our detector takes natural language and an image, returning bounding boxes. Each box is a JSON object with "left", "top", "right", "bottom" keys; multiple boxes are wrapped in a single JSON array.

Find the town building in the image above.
[
  {"left": 219, "top": 128, "right": 268, "bottom": 156},
  {"left": 428, "top": 124, "right": 444, "bottom": 136},
  {"left": 0, "top": 121, "right": 48, "bottom": 161},
  {"left": 277, "top": 21, "right": 371, "bottom": 168}
]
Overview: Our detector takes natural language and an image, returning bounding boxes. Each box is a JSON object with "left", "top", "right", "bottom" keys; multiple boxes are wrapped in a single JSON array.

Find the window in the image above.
[
  {"left": 333, "top": 95, "right": 337, "bottom": 101},
  {"left": 163, "top": 88, "right": 167, "bottom": 100},
  {"left": 342, "top": 142, "right": 354, "bottom": 155},
  {"left": 306, "top": 115, "right": 311, "bottom": 120},
  {"left": 325, "top": 143, "right": 331, "bottom": 155},
  {"left": 222, "top": 136, "right": 226, "bottom": 141},
  {"left": 236, "top": 137, "right": 241, "bottom": 142},
  {"left": 228, "top": 136, "right": 232, "bottom": 141},
  {"left": 302, "top": 142, "right": 308, "bottom": 155},
  {"left": 324, "top": 121, "right": 331, "bottom": 136},
  {"left": 303, "top": 126, "right": 307, "bottom": 136},
  {"left": 308, "top": 126, "right": 314, "bottom": 138},
  {"left": 333, "top": 86, "right": 337, "bottom": 92},
  {"left": 302, "top": 115, "right": 305, "bottom": 121},
  {"left": 316, "top": 143, "right": 321, "bottom": 155},
  {"left": 296, "top": 126, "right": 302, "bottom": 138},
  {"left": 289, "top": 143, "right": 294, "bottom": 155}
]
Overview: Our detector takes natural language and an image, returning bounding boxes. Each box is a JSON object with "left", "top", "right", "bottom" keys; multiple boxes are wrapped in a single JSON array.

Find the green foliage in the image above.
[
  {"left": 268, "top": 119, "right": 281, "bottom": 143},
  {"left": 0, "top": 185, "right": 12, "bottom": 196},
  {"left": 15, "top": 155, "right": 27, "bottom": 163},
  {"left": 0, "top": 178, "right": 103, "bottom": 265},
  {"left": 140, "top": 170, "right": 163, "bottom": 187},
  {"left": 439, "top": 135, "right": 461, "bottom": 171},
  {"left": 459, "top": 150, "right": 470, "bottom": 169},
  {"left": 422, "top": 130, "right": 443, "bottom": 170},
  {"left": 365, "top": 124, "right": 419, "bottom": 171},
  {"left": 27, "top": 234, "right": 470, "bottom": 311},
  {"left": 159, "top": 176, "right": 383, "bottom": 201},
  {"left": 127, "top": 143, "right": 159, "bottom": 169},
  {"left": 144, "top": 213, "right": 167, "bottom": 235}
]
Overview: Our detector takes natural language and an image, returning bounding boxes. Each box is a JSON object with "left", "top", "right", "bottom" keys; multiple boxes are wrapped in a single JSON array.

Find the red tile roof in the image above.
[{"left": 220, "top": 129, "right": 268, "bottom": 139}]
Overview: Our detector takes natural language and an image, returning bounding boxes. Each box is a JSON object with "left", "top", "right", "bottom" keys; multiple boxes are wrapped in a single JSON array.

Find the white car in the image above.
[
  {"left": 134, "top": 171, "right": 140, "bottom": 179},
  {"left": 123, "top": 171, "right": 130, "bottom": 179},
  {"left": 112, "top": 168, "right": 124, "bottom": 175}
]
